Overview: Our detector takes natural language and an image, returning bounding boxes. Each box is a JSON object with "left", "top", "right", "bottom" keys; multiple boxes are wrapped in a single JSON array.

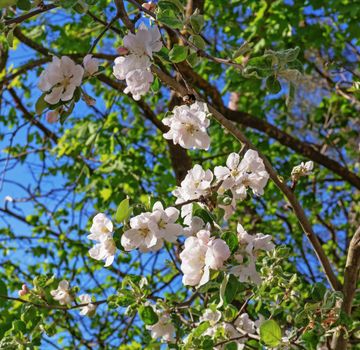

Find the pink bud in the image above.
[
  {"left": 142, "top": 1, "right": 156, "bottom": 12},
  {"left": 116, "top": 46, "right": 129, "bottom": 55},
  {"left": 46, "top": 110, "right": 58, "bottom": 124},
  {"left": 18, "top": 290, "right": 27, "bottom": 297}
]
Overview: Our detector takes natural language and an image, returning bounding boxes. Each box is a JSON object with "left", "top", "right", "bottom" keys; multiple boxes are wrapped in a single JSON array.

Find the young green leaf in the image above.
[
  {"left": 138, "top": 305, "right": 159, "bottom": 325},
  {"left": 115, "top": 198, "right": 130, "bottom": 223},
  {"left": 260, "top": 320, "right": 282, "bottom": 347},
  {"left": 169, "top": 44, "right": 189, "bottom": 63}
]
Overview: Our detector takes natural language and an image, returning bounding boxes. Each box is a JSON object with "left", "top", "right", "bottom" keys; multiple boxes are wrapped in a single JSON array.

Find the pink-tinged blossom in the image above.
[
  {"left": 83, "top": 54, "right": 99, "bottom": 76},
  {"left": 162, "top": 102, "right": 210, "bottom": 150},
  {"left": 146, "top": 312, "right": 175, "bottom": 342},
  {"left": 180, "top": 230, "right": 230, "bottom": 287},
  {"left": 50, "top": 280, "right": 73, "bottom": 305},
  {"left": 113, "top": 24, "right": 162, "bottom": 100},
  {"left": 38, "top": 56, "right": 84, "bottom": 105},
  {"left": 46, "top": 110, "right": 59, "bottom": 123}
]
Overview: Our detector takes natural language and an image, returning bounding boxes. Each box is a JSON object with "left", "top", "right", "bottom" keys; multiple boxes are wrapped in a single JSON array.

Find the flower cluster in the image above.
[
  {"left": 230, "top": 223, "right": 275, "bottom": 284},
  {"left": 88, "top": 213, "right": 117, "bottom": 267},
  {"left": 113, "top": 23, "right": 162, "bottom": 100},
  {"left": 162, "top": 101, "right": 211, "bottom": 150},
  {"left": 199, "top": 309, "right": 260, "bottom": 349},
  {"left": 180, "top": 230, "right": 230, "bottom": 287},
  {"left": 38, "top": 55, "right": 99, "bottom": 105},
  {"left": 214, "top": 150, "right": 269, "bottom": 218},
  {"left": 51, "top": 280, "right": 96, "bottom": 316},
  {"left": 121, "top": 202, "right": 183, "bottom": 252}
]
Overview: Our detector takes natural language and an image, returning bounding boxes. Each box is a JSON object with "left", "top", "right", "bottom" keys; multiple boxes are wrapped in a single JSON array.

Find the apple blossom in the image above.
[
  {"left": 237, "top": 223, "right": 275, "bottom": 253},
  {"left": 88, "top": 213, "right": 113, "bottom": 241},
  {"left": 89, "top": 237, "right": 117, "bottom": 267},
  {"left": 215, "top": 150, "right": 269, "bottom": 200},
  {"left": 183, "top": 215, "right": 205, "bottom": 236},
  {"left": 146, "top": 312, "right": 175, "bottom": 342},
  {"left": 200, "top": 309, "right": 222, "bottom": 325},
  {"left": 234, "top": 313, "right": 256, "bottom": 334},
  {"left": 79, "top": 294, "right": 96, "bottom": 316},
  {"left": 123, "top": 68, "right": 154, "bottom": 101},
  {"left": 83, "top": 54, "right": 99, "bottom": 76},
  {"left": 291, "top": 160, "right": 314, "bottom": 181},
  {"left": 18, "top": 284, "right": 29, "bottom": 297},
  {"left": 151, "top": 201, "right": 183, "bottom": 242},
  {"left": 38, "top": 56, "right": 84, "bottom": 105},
  {"left": 162, "top": 102, "right": 211, "bottom": 150},
  {"left": 50, "top": 280, "right": 73, "bottom": 305},
  {"left": 113, "top": 24, "right": 162, "bottom": 100},
  {"left": 121, "top": 212, "right": 160, "bottom": 252},
  {"left": 180, "top": 230, "right": 230, "bottom": 287},
  {"left": 123, "top": 23, "right": 162, "bottom": 58}
]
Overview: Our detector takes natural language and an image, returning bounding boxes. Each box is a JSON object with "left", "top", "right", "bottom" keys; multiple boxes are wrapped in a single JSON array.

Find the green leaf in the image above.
[
  {"left": 115, "top": 198, "right": 130, "bottom": 223},
  {"left": 0, "top": 279, "right": 7, "bottom": 307},
  {"left": 266, "top": 76, "right": 281, "bottom": 94},
  {"left": 260, "top": 320, "right": 282, "bottom": 347},
  {"left": 224, "top": 274, "right": 240, "bottom": 305},
  {"left": 192, "top": 321, "right": 210, "bottom": 337},
  {"left": 0, "top": 0, "right": 17, "bottom": 8},
  {"left": 158, "top": 0, "right": 184, "bottom": 13},
  {"left": 138, "top": 305, "right": 159, "bottom": 326},
  {"left": 221, "top": 231, "right": 238, "bottom": 253},
  {"left": 17, "top": 0, "right": 31, "bottom": 10},
  {"left": 224, "top": 342, "right": 238, "bottom": 350},
  {"left": 187, "top": 52, "right": 199, "bottom": 67},
  {"left": 243, "top": 55, "right": 273, "bottom": 79},
  {"left": 157, "top": 9, "right": 184, "bottom": 29},
  {"left": 190, "top": 13, "right": 205, "bottom": 34},
  {"left": 35, "top": 93, "right": 48, "bottom": 115},
  {"left": 169, "top": 44, "right": 189, "bottom": 63},
  {"left": 189, "top": 35, "right": 206, "bottom": 50}
]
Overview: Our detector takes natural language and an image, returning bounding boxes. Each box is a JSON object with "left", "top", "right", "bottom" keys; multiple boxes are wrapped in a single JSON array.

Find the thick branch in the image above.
[{"left": 333, "top": 226, "right": 360, "bottom": 349}]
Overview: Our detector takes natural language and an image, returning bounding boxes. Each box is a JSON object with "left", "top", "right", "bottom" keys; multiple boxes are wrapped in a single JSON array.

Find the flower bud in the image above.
[
  {"left": 142, "top": 1, "right": 156, "bottom": 12},
  {"left": 116, "top": 46, "right": 129, "bottom": 55},
  {"left": 46, "top": 110, "right": 58, "bottom": 123}
]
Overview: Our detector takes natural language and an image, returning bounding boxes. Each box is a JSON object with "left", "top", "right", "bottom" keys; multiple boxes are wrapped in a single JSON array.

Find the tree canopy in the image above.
[{"left": 0, "top": 0, "right": 359, "bottom": 349}]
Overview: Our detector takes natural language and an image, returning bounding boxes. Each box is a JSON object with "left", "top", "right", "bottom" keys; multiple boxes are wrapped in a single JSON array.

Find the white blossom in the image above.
[
  {"left": 38, "top": 56, "right": 84, "bottom": 105},
  {"left": 50, "top": 280, "right": 73, "bottom": 305},
  {"left": 291, "top": 160, "right": 314, "bottom": 181},
  {"left": 214, "top": 150, "right": 269, "bottom": 200},
  {"left": 113, "top": 24, "right": 161, "bottom": 100},
  {"left": 123, "top": 23, "right": 162, "bottom": 58},
  {"left": 200, "top": 309, "right": 222, "bottom": 325},
  {"left": 151, "top": 201, "right": 183, "bottom": 242},
  {"left": 173, "top": 164, "right": 213, "bottom": 222},
  {"left": 162, "top": 102, "right": 210, "bottom": 150},
  {"left": 121, "top": 212, "right": 160, "bottom": 252},
  {"left": 123, "top": 67, "right": 154, "bottom": 100},
  {"left": 180, "top": 230, "right": 230, "bottom": 287},
  {"left": 88, "top": 213, "right": 113, "bottom": 241},
  {"left": 183, "top": 215, "right": 205, "bottom": 236},
  {"left": 146, "top": 313, "right": 175, "bottom": 342},
  {"left": 230, "top": 224, "right": 274, "bottom": 285},
  {"left": 89, "top": 237, "right": 117, "bottom": 267},
  {"left": 234, "top": 313, "right": 256, "bottom": 334},
  {"left": 79, "top": 294, "right": 96, "bottom": 316},
  {"left": 83, "top": 54, "right": 99, "bottom": 76}
]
